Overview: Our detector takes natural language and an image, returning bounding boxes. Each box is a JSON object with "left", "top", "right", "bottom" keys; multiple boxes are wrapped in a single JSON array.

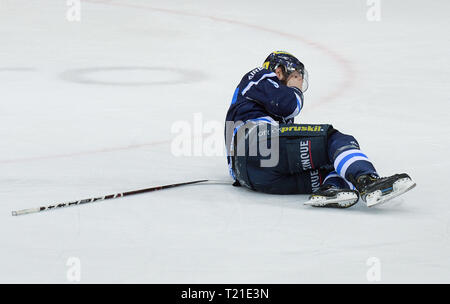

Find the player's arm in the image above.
[{"left": 241, "top": 70, "right": 303, "bottom": 120}]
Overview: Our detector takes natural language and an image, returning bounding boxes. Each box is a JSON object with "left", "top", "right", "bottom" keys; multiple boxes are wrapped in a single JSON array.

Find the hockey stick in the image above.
[{"left": 11, "top": 179, "right": 223, "bottom": 216}]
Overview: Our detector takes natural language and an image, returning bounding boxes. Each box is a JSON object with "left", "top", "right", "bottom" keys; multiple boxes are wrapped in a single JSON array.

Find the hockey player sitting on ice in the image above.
[{"left": 225, "top": 51, "right": 415, "bottom": 208}]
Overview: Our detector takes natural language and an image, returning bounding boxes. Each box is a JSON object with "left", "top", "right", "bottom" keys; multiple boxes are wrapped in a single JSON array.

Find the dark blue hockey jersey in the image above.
[
  {"left": 225, "top": 67, "right": 303, "bottom": 125},
  {"left": 225, "top": 66, "right": 304, "bottom": 179}
]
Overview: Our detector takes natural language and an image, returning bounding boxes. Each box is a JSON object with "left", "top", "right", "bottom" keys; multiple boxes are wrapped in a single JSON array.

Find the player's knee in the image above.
[{"left": 327, "top": 131, "right": 360, "bottom": 161}]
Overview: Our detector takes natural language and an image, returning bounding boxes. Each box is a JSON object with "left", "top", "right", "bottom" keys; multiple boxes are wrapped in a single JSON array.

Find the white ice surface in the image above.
[{"left": 1, "top": 0, "right": 450, "bottom": 283}]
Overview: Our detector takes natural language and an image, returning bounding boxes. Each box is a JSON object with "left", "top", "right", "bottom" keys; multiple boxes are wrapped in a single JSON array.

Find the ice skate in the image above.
[
  {"left": 354, "top": 173, "right": 416, "bottom": 207},
  {"left": 305, "top": 184, "right": 359, "bottom": 208}
]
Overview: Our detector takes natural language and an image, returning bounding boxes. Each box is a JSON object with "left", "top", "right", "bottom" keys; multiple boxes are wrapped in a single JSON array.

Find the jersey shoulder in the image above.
[{"left": 239, "top": 67, "right": 278, "bottom": 87}]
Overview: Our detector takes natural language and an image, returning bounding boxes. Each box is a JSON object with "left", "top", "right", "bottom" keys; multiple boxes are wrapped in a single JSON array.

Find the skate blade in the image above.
[
  {"left": 305, "top": 192, "right": 359, "bottom": 208},
  {"left": 366, "top": 177, "right": 416, "bottom": 207}
]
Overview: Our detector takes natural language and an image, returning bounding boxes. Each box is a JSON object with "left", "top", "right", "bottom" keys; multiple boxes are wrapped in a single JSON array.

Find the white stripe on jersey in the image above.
[
  {"left": 241, "top": 72, "right": 277, "bottom": 95},
  {"left": 284, "top": 92, "right": 302, "bottom": 120}
]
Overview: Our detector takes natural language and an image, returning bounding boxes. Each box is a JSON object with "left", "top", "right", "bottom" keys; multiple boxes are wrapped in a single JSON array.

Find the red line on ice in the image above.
[
  {"left": 83, "top": 0, "right": 356, "bottom": 108},
  {"left": 0, "top": 140, "right": 170, "bottom": 164},
  {"left": 2, "top": 1, "right": 356, "bottom": 164}
]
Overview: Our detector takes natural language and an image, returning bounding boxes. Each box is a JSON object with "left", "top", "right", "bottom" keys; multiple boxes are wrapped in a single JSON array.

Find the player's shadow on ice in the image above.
[
  {"left": 194, "top": 182, "right": 412, "bottom": 215},
  {"left": 233, "top": 187, "right": 412, "bottom": 215}
]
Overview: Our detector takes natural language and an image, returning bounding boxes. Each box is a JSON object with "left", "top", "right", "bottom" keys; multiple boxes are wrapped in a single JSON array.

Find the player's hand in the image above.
[{"left": 286, "top": 71, "right": 303, "bottom": 91}]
